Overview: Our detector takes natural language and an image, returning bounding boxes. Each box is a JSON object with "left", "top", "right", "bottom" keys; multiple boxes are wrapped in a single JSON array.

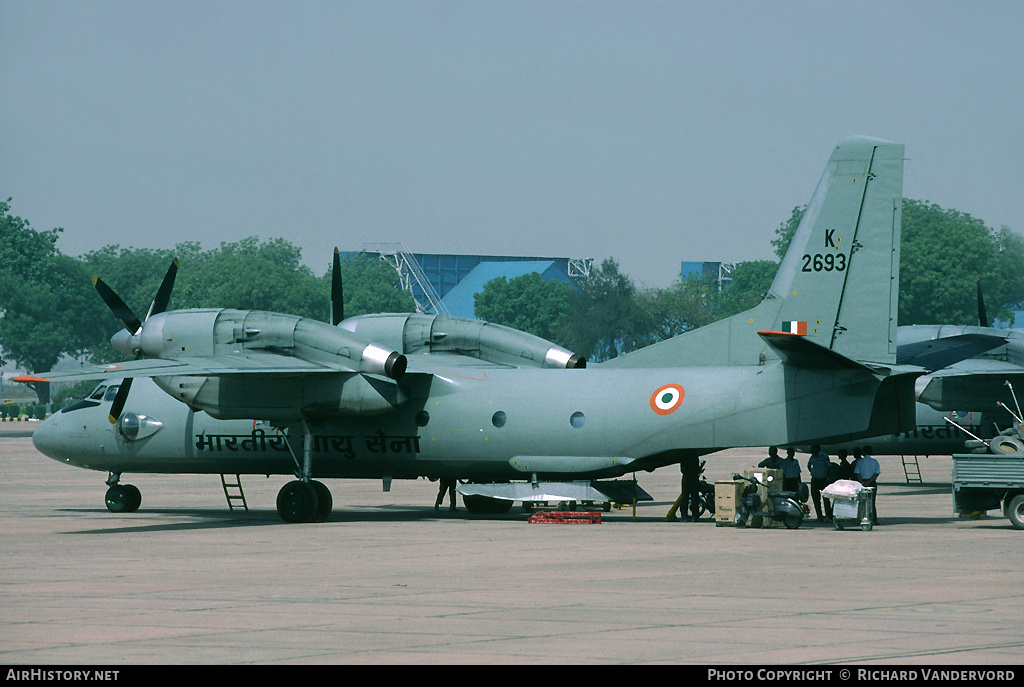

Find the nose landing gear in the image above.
[{"left": 104, "top": 473, "right": 142, "bottom": 513}]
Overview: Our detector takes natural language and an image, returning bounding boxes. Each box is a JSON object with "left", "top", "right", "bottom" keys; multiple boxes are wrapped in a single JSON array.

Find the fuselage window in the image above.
[
  {"left": 570, "top": 411, "right": 585, "bottom": 428},
  {"left": 492, "top": 411, "right": 507, "bottom": 428}
]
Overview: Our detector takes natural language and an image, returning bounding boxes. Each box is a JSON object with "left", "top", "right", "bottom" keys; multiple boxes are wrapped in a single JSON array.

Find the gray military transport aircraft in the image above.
[{"left": 23, "top": 136, "right": 999, "bottom": 523}]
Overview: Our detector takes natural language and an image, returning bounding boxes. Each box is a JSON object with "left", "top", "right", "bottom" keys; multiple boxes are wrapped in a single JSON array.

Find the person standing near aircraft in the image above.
[
  {"left": 680, "top": 454, "right": 701, "bottom": 522},
  {"left": 435, "top": 478, "right": 457, "bottom": 512},
  {"left": 759, "top": 446, "right": 783, "bottom": 469},
  {"left": 807, "top": 445, "right": 833, "bottom": 522},
  {"left": 781, "top": 447, "right": 802, "bottom": 492},
  {"left": 854, "top": 446, "right": 881, "bottom": 525}
]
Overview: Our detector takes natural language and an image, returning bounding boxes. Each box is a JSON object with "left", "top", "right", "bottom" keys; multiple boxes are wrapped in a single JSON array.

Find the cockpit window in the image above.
[
  {"left": 102, "top": 385, "right": 121, "bottom": 402},
  {"left": 89, "top": 385, "right": 107, "bottom": 400},
  {"left": 60, "top": 399, "right": 100, "bottom": 413}
]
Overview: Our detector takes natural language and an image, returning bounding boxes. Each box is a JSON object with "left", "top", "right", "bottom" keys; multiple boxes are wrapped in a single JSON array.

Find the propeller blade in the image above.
[
  {"left": 148, "top": 258, "right": 179, "bottom": 319},
  {"left": 108, "top": 378, "right": 132, "bottom": 424},
  {"left": 977, "top": 277, "right": 989, "bottom": 328},
  {"left": 93, "top": 276, "right": 143, "bottom": 335},
  {"left": 331, "top": 248, "right": 344, "bottom": 326}
]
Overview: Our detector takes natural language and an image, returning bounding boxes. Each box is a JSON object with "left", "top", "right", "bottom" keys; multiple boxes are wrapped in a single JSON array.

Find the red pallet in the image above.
[{"left": 528, "top": 511, "right": 601, "bottom": 524}]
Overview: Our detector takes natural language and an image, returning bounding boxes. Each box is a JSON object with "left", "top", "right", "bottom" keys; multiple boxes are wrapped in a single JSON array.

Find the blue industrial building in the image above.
[{"left": 356, "top": 245, "right": 591, "bottom": 319}]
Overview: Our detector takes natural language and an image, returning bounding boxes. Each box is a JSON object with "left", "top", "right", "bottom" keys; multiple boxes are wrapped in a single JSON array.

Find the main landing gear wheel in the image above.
[
  {"left": 311, "top": 480, "right": 333, "bottom": 523},
  {"left": 105, "top": 484, "right": 142, "bottom": 513},
  {"left": 277, "top": 480, "right": 333, "bottom": 523}
]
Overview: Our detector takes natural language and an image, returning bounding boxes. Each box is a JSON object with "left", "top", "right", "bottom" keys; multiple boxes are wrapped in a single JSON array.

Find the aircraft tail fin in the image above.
[{"left": 605, "top": 136, "right": 904, "bottom": 369}]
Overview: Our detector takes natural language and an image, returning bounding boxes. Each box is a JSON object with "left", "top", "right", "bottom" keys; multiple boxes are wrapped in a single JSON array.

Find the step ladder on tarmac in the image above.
[
  {"left": 901, "top": 456, "right": 922, "bottom": 484},
  {"left": 220, "top": 474, "right": 249, "bottom": 511}
]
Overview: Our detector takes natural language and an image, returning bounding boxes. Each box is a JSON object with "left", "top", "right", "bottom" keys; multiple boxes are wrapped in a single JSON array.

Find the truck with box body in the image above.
[{"left": 951, "top": 453, "right": 1024, "bottom": 529}]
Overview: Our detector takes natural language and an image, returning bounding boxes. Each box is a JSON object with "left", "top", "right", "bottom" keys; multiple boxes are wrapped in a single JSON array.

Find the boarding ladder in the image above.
[
  {"left": 220, "top": 474, "right": 249, "bottom": 511},
  {"left": 901, "top": 456, "right": 922, "bottom": 484}
]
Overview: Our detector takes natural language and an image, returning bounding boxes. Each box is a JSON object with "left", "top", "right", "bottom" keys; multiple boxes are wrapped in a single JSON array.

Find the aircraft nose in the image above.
[{"left": 31, "top": 413, "right": 64, "bottom": 460}]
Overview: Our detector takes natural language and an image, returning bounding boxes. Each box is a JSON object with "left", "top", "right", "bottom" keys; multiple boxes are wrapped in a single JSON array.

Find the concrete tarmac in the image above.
[{"left": 1, "top": 427, "right": 1022, "bottom": 665}]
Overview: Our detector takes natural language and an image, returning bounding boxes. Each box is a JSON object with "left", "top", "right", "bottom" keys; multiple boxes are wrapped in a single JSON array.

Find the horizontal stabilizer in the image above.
[
  {"left": 896, "top": 333, "right": 1007, "bottom": 371},
  {"left": 757, "top": 331, "right": 876, "bottom": 371}
]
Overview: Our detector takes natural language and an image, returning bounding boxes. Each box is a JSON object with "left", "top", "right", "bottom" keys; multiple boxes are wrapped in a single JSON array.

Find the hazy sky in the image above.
[{"left": 3, "top": 1, "right": 1022, "bottom": 287}]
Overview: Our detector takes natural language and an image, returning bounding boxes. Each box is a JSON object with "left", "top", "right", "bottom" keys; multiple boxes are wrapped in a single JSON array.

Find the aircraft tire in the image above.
[
  {"left": 1007, "top": 495, "right": 1024, "bottom": 530},
  {"left": 988, "top": 436, "right": 1024, "bottom": 456},
  {"left": 105, "top": 484, "right": 141, "bottom": 513},
  {"left": 277, "top": 481, "right": 320, "bottom": 523},
  {"left": 311, "top": 480, "right": 333, "bottom": 523}
]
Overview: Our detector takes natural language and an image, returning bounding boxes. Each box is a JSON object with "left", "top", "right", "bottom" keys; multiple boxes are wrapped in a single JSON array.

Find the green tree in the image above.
[
  {"left": 0, "top": 200, "right": 107, "bottom": 378},
  {"left": 770, "top": 205, "right": 806, "bottom": 260},
  {"left": 557, "top": 259, "right": 650, "bottom": 361},
  {"left": 473, "top": 272, "right": 574, "bottom": 342},
  {"left": 717, "top": 259, "right": 779, "bottom": 318},
  {"left": 332, "top": 253, "right": 416, "bottom": 317},
  {"left": 635, "top": 275, "right": 718, "bottom": 346},
  {"left": 900, "top": 200, "right": 1024, "bottom": 325}
]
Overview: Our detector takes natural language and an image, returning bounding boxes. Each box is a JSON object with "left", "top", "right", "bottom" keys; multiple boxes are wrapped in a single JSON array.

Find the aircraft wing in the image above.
[
  {"left": 18, "top": 352, "right": 361, "bottom": 383},
  {"left": 896, "top": 333, "right": 1008, "bottom": 371}
]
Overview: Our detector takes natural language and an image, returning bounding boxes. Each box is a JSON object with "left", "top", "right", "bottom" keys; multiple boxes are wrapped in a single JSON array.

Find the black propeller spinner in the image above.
[{"left": 93, "top": 259, "right": 178, "bottom": 424}]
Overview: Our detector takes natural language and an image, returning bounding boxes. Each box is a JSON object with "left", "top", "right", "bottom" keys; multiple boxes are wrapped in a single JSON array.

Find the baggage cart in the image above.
[{"left": 826, "top": 487, "right": 875, "bottom": 531}]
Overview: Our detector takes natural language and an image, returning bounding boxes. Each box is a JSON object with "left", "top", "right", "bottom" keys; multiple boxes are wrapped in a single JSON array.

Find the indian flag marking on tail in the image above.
[{"left": 782, "top": 321, "right": 807, "bottom": 335}]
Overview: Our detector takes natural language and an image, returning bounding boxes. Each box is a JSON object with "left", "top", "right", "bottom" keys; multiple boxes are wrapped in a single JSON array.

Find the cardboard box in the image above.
[
  {"left": 715, "top": 480, "right": 744, "bottom": 526},
  {"left": 744, "top": 468, "right": 783, "bottom": 492}
]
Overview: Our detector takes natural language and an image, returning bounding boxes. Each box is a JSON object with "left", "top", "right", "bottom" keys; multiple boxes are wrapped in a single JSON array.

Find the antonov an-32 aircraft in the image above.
[{"left": 24, "top": 136, "right": 999, "bottom": 523}]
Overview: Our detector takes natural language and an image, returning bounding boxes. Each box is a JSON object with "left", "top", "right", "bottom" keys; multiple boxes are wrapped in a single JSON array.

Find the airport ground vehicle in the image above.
[
  {"left": 732, "top": 472, "right": 810, "bottom": 529},
  {"left": 952, "top": 453, "right": 1024, "bottom": 530}
]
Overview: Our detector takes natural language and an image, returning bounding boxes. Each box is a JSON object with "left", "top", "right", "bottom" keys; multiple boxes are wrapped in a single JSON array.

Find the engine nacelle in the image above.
[
  {"left": 340, "top": 313, "right": 586, "bottom": 369},
  {"left": 111, "top": 309, "right": 409, "bottom": 420},
  {"left": 113, "top": 309, "right": 407, "bottom": 379}
]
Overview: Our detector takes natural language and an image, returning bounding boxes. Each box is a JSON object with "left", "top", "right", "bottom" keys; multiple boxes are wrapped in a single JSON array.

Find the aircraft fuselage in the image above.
[{"left": 34, "top": 360, "right": 896, "bottom": 483}]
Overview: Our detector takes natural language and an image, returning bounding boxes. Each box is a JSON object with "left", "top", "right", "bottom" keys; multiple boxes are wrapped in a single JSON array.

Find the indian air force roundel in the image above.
[{"left": 650, "top": 384, "right": 685, "bottom": 415}]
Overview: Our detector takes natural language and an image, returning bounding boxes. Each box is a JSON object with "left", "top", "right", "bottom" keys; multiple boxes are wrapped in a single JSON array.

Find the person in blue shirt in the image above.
[
  {"left": 780, "top": 447, "right": 802, "bottom": 493},
  {"left": 853, "top": 446, "right": 881, "bottom": 524},
  {"left": 807, "top": 444, "right": 834, "bottom": 522}
]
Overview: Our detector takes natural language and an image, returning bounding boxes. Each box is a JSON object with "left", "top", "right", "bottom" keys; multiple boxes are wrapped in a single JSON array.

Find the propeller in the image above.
[
  {"left": 94, "top": 259, "right": 179, "bottom": 424},
  {"left": 331, "top": 248, "right": 344, "bottom": 326},
  {"left": 977, "top": 277, "right": 989, "bottom": 328}
]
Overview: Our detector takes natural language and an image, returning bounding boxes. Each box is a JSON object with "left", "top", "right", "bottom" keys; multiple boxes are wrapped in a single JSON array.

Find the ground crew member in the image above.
[
  {"left": 681, "top": 454, "right": 701, "bottom": 522},
  {"left": 781, "top": 447, "right": 802, "bottom": 492},
  {"left": 854, "top": 446, "right": 881, "bottom": 524},
  {"left": 807, "top": 444, "right": 833, "bottom": 521},
  {"left": 435, "top": 478, "right": 457, "bottom": 511},
  {"left": 759, "top": 445, "right": 783, "bottom": 469}
]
